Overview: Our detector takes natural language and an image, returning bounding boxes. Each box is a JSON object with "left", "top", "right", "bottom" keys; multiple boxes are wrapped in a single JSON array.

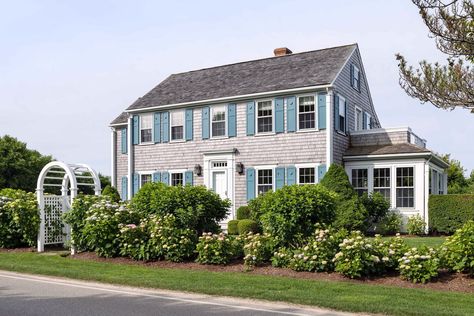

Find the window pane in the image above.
[
  {"left": 171, "top": 111, "right": 184, "bottom": 126},
  {"left": 298, "top": 96, "right": 315, "bottom": 129},
  {"left": 299, "top": 168, "right": 315, "bottom": 184},
  {"left": 171, "top": 126, "right": 183, "bottom": 140},
  {"left": 351, "top": 168, "right": 368, "bottom": 196},
  {"left": 140, "top": 174, "right": 152, "bottom": 187},
  {"left": 258, "top": 117, "right": 273, "bottom": 133},
  {"left": 212, "top": 121, "right": 226, "bottom": 137},
  {"left": 141, "top": 129, "right": 152, "bottom": 143},
  {"left": 396, "top": 167, "right": 414, "bottom": 207},
  {"left": 140, "top": 115, "right": 153, "bottom": 143},
  {"left": 257, "top": 169, "right": 273, "bottom": 195},
  {"left": 171, "top": 173, "right": 183, "bottom": 186},
  {"left": 257, "top": 101, "right": 273, "bottom": 133},
  {"left": 373, "top": 168, "right": 390, "bottom": 203}
]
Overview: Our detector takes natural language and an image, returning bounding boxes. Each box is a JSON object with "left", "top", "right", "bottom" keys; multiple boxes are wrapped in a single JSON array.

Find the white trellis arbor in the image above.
[{"left": 36, "top": 161, "right": 101, "bottom": 252}]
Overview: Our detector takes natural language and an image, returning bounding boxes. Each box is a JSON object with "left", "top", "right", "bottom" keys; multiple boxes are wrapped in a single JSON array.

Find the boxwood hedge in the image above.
[{"left": 429, "top": 194, "right": 474, "bottom": 234}]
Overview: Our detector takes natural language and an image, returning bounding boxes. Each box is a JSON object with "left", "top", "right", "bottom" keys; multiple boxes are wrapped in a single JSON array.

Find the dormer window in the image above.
[
  {"left": 350, "top": 64, "right": 361, "bottom": 91},
  {"left": 140, "top": 114, "right": 153, "bottom": 143}
]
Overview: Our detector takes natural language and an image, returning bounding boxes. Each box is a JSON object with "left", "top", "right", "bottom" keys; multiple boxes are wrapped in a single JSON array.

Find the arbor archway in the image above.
[{"left": 36, "top": 161, "right": 101, "bottom": 252}]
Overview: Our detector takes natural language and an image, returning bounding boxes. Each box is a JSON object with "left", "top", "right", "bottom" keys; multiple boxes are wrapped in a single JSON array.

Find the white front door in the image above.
[{"left": 212, "top": 171, "right": 228, "bottom": 200}]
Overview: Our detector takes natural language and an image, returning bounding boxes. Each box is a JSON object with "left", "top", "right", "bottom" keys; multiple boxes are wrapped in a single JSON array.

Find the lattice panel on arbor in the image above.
[{"left": 43, "top": 195, "right": 67, "bottom": 245}]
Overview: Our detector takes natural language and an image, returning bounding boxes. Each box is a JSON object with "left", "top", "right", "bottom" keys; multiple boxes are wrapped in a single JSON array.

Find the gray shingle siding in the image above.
[
  {"left": 131, "top": 98, "right": 326, "bottom": 210},
  {"left": 350, "top": 130, "right": 410, "bottom": 147}
]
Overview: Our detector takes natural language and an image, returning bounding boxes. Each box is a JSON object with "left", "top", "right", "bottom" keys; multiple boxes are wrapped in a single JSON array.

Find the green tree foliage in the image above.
[
  {"left": 440, "top": 154, "right": 474, "bottom": 193},
  {"left": 101, "top": 185, "right": 121, "bottom": 202},
  {"left": 396, "top": 0, "right": 474, "bottom": 111},
  {"left": 0, "top": 135, "right": 52, "bottom": 192},
  {"left": 319, "top": 164, "right": 355, "bottom": 200}
]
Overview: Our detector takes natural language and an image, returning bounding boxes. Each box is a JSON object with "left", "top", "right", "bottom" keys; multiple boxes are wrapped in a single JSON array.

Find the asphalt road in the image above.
[{"left": 0, "top": 271, "right": 356, "bottom": 316}]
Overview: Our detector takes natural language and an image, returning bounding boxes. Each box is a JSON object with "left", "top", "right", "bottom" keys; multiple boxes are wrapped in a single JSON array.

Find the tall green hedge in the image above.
[{"left": 429, "top": 194, "right": 474, "bottom": 234}]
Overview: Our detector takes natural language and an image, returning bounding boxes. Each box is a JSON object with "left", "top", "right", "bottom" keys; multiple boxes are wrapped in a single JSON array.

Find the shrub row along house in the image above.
[{"left": 109, "top": 44, "right": 448, "bottom": 229}]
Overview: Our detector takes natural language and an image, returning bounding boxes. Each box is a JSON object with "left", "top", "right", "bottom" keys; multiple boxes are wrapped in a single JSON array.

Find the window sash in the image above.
[
  {"left": 355, "top": 108, "right": 362, "bottom": 131},
  {"left": 299, "top": 167, "right": 315, "bottom": 184},
  {"left": 140, "top": 174, "right": 152, "bottom": 187},
  {"left": 396, "top": 167, "right": 414, "bottom": 208},
  {"left": 338, "top": 98, "right": 346, "bottom": 133},
  {"left": 257, "top": 101, "right": 273, "bottom": 133},
  {"left": 257, "top": 169, "right": 273, "bottom": 195},
  {"left": 352, "top": 65, "right": 360, "bottom": 89},
  {"left": 211, "top": 106, "right": 226, "bottom": 137},
  {"left": 352, "top": 168, "right": 368, "bottom": 196},
  {"left": 170, "top": 110, "right": 184, "bottom": 140},
  {"left": 171, "top": 173, "right": 184, "bottom": 186},
  {"left": 373, "top": 168, "right": 391, "bottom": 202},
  {"left": 298, "top": 96, "right": 316, "bottom": 130},
  {"left": 140, "top": 114, "right": 153, "bottom": 143}
]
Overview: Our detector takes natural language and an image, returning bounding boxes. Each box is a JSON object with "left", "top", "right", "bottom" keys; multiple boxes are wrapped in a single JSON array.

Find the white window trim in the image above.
[
  {"left": 350, "top": 167, "right": 369, "bottom": 194},
  {"left": 296, "top": 94, "right": 318, "bottom": 132},
  {"left": 255, "top": 99, "right": 275, "bottom": 135},
  {"left": 355, "top": 106, "right": 363, "bottom": 132},
  {"left": 395, "top": 165, "right": 416, "bottom": 209},
  {"left": 168, "top": 168, "right": 186, "bottom": 186},
  {"left": 210, "top": 104, "right": 228, "bottom": 139},
  {"left": 139, "top": 114, "right": 153, "bottom": 145},
  {"left": 295, "top": 163, "right": 319, "bottom": 185},
  {"left": 254, "top": 165, "right": 276, "bottom": 196},
  {"left": 373, "top": 167, "right": 391, "bottom": 202},
  {"left": 170, "top": 109, "right": 186, "bottom": 142},
  {"left": 336, "top": 94, "right": 347, "bottom": 135},
  {"left": 137, "top": 171, "right": 153, "bottom": 188}
]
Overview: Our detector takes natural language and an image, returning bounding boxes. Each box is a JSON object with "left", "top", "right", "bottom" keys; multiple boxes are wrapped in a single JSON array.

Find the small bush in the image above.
[
  {"left": 271, "top": 247, "right": 293, "bottom": 268},
  {"left": 130, "top": 183, "right": 230, "bottom": 235},
  {"left": 238, "top": 219, "right": 259, "bottom": 235},
  {"left": 196, "top": 233, "right": 240, "bottom": 265},
  {"left": 398, "top": 247, "right": 439, "bottom": 283},
  {"left": 429, "top": 194, "right": 474, "bottom": 234},
  {"left": 361, "top": 192, "right": 390, "bottom": 233},
  {"left": 407, "top": 215, "right": 426, "bottom": 236},
  {"left": 439, "top": 220, "right": 474, "bottom": 276},
  {"left": 102, "top": 185, "right": 121, "bottom": 202},
  {"left": 374, "top": 211, "right": 402, "bottom": 235},
  {"left": 0, "top": 189, "right": 40, "bottom": 248},
  {"left": 319, "top": 164, "right": 355, "bottom": 200},
  {"left": 227, "top": 220, "right": 239, "bottom": 235},
  {"left": 236, "top": 206, "right": 251, "bottom": 220},
  {"left": 250, "top": 184, "right": 337, "bottom": 247},
  {"left": 376, "top": 234, "right": 409, "bottom": 270},
  {"left": 243, "top": 233, "right": 275, "bottom": 267}
]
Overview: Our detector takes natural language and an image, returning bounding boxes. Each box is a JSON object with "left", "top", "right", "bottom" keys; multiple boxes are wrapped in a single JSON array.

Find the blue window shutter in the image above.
[
  {"left": 350, "top": 64, "right": 354, "bottom": 88},
  {"left": 246, "top": 168, "right": 255, "bottom": 201},
  {"left": 202, "top": 107, "right": 210, "bottom": 139},
  {"left": 275, "top": 98, "right": 284, "bottom": 133},
  {"left": 185, "top": 171, "right": 193, "bottom": 186},
  {"left": 162, "top": 112, "right": 169, "bottom": 142},
  {"left": 334, "top": 95, "right": 340, "bottom": 131},
  {"left": 132, "top": 115, "right": 139, "bottom": 145},
  {"left": 227, "top": 103, "right": 237, "bottom": 137},
  {"left": 362, "top": 112, "right": 367, "bottom": 130},
  {"left": 133, "top": 173, "right": 139, "bottom": 195},
  {"left": 161, "top": 171, "right": 169, "bottom": 185},
  {"left": 286, "top": 96, "right": 296, "bottom": 132},
  {"left": 318, "top": 93, "right": 326, "bottom": 129},
  {"left": 153, "top": 112, "right": 161, "bottom": 143},
  {"left": 121, "top": 176, "right": 128, "bottom": 200},
  {"left": 153, "top": 171, "right": 161, "bottom": 183},
  {"left": 246, "top": 101, "right": 255, "bottom": 136},
  {"left": 286, "top": 166, "right": 296, "bottom": 185},
  {"left": 318, "top": 164, "right": 327, "bottom": 182},
  {"left": 121, "top": 128, "right": 127, "bottom": 154},
  {"left": 185, "top": 108, "right": 193, "bottom": 141},
  {"left": 275, "top": 167, "right": 285, "bottom": 189}
]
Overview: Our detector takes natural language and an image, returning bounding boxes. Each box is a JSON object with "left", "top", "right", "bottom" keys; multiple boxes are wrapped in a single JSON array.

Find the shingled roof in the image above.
[
  {"left": 110, "top": 44, "right": 356, "bottom": 125},
  {"left": 344, "top": 143, "right": 431, "bottom": 157}
]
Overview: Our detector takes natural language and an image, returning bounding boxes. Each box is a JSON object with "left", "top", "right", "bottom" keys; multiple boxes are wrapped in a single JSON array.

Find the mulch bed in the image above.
[{"left": 71, "top": 252, "right": 474, "bottom": 294}]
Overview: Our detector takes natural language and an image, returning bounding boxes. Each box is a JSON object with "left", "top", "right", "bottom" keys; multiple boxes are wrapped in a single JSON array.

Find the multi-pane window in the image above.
[
  {"left": 351, "top": 64, "right": 360, "bottom": 91},
  {"left": 257, "top": 169, "right": 273, "bottom": 195},
  {"left": 140, "top": 174, "right": 152, "bottom": 187},
  {"left": 352, "top": 169, "right": 368, "bottom": 196},
  {"left": 170, "top": 110, "right": 184, "bottom": 140},
  {"left": 211, "top": 106, "right": 226, "bottom": 137},
  {"left": 140, "top": 114, "right": 153, "bottom": 143},
  {"left": 373, "top": 168, "right": 391, "bottom": 202},
  {"left": 355, "top": 107, "right": 363, "bottom": 131},
  {"left": 257, "top": 101, "right": 273, "bottom": 133},
  {"left": 337, "top": 96, "right": 346, "bottom": 133},
  {"left": 438, "top": 173, "right": 444, "bottom": 194},
  {"left": 298, "top": 96, "right": 316, "bottom": 130},
  {"left": 396, "top": 167, "right": 414, "bottom": 208},
  {"left": 299, "top": 167, "right": 315, "bottom": 184},
  {"left": 171, "top": 172, "right": 184, "bottom": 186}
]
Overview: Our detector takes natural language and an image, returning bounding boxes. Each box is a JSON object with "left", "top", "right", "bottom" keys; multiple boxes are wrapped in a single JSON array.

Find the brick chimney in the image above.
[{"left": 273, "top": 47, "right": 293, "bottom": 57}]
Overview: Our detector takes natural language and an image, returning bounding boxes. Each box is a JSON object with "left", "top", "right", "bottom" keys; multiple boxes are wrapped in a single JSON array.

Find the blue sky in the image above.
[{"left": 1, "top": 0, "right": 472, "bottom": 175}]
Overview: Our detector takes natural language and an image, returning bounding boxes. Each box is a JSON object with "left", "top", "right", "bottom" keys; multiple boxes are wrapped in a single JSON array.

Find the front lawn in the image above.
[
  {"left": 381, "top": 236, "right": 446, "bottom": 248},
  {"left": 0, "top": 252, "right": 472, "bottom": 316}
]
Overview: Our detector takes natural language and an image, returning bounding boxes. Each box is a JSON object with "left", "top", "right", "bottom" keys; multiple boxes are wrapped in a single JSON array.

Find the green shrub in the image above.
[
  {"left": 361, "top": 192, "right": 390, "bottom": 233},
  {"left": 398, "top": 247, "right": 439, "bottom": 283},
  {"left": 250, "top": 184, "right": 337, "bottom": 247},
  {"left": 63, "top": 195, "right": 104, "bottom": 251},
  {"left": 243, "top": 232, "right": 275, "bottom": 267},
  {"left": 236, "top": 205, "right": 251, "bottom": 220},
  {"left": 407, "top": 215, "right": 426, "bottom": 236},
  {"left": 374, "top": 211, "right": 403, "bottom": 235},
  {"left": 0, "top": 189, "right": 40, "bottom": 248},
  {"left": 429, "top": 194, "right": 474, "bottom": 234},
  {"left": 439, "top": 220, "right": 474, "bottom": 275},
  {"left": 237, "top": 219, "right": 259, "bottom": 235},
  {"left": 196, "top": 233, "right": 241, "bottom": 265},
  {"left": 320, "top": 164, "right": 368, "bottom": 231},
  {"left": 227, "top": 220, "right": 239, "bottom": 235},
  {"left": 289, "top": 226, "right": 347, "bottom": 272},
  {"left": 130, "top": 183, "right": 230, "bottom": 235},
  {"left": 271, "top": 247, "right": 293, "bottom": 268},
  {"left": 377, "top": 234, "right": 409, "bottom": 270},
  {"left": 102, "top": 185, "right": 121, "bottom": 202}
]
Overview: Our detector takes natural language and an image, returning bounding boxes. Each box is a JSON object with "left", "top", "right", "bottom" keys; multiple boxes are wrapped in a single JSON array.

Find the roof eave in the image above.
[{"left": 343, "top": 151, "right": 449, "bottom": 169}]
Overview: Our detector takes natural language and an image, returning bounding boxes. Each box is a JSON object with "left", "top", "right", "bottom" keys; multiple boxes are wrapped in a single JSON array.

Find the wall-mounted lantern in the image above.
[
  {"left": 236, "top": 162, "right": 244, "bottom": 175},
  {"left": 194, "top": 164, "right": 202, "bottom": 176}
]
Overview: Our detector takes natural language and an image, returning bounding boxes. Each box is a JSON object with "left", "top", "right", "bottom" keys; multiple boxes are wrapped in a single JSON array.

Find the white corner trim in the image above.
[
  {"left": 326, "top": 88, "right": 333, "bottom": 165},
  {"left": 127, "top": 116, "right": 133, "bottom": 200},
  {"left": 110, "top": 129, "right": 116, "bottom": 187}
]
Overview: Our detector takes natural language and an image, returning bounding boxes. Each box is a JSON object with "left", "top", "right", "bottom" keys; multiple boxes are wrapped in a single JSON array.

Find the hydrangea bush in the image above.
[
  {"left": 196, "top": 232, "right": 241, "bottom": 265},
  {"left": 439, "top": 220, "right": 474, "bottom": 276},
  {"left": 243, "top": 232, "right": 275, "bottom": 267},
  {"left": 398, "top": 247, "right": 439, "bottom": 283}
]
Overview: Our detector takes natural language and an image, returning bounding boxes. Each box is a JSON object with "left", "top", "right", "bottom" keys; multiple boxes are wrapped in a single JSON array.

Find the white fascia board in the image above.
[
  {"left": 125, "top": 84, "right": 332, "bottom": 113},
  {"left": 343, "top": 152, "right": 431, "bottom": 161},
  {"left": 109, "top": 122, "right": 128, "bottom": 127}
]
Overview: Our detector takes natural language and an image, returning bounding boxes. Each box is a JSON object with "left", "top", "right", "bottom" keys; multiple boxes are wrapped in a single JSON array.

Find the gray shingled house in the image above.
[{"left": 110, "top": 44, "right": 448, "bottom": 228}]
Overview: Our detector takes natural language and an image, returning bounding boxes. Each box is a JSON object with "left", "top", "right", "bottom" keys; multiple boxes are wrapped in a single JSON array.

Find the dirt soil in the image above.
[{"left": 71, "top": 252, "right": 474, "bottom": 294}]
